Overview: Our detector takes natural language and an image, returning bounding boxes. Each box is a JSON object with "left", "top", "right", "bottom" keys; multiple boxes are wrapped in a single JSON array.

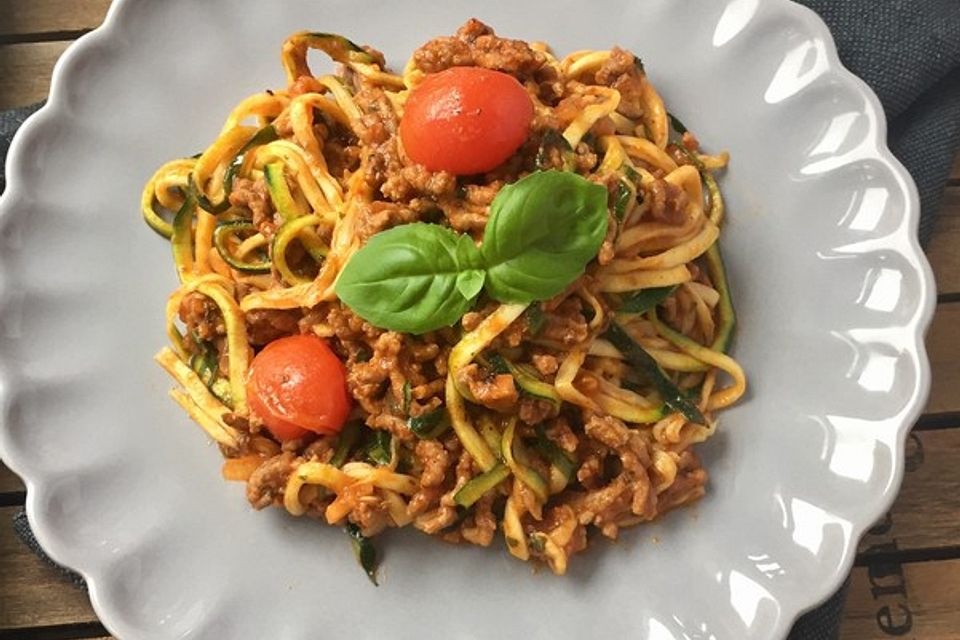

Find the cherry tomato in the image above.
[
  {"left": 246, "top": 335, "right": 352, "bottom": 441},
  {"left": 400, "top": 66, "right": 534, "bottom": 175}
]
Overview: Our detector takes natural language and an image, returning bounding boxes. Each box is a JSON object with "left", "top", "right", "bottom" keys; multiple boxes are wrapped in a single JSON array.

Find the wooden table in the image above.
[{"left": 1, "top": 3, "right": 959, "bottom": 638}]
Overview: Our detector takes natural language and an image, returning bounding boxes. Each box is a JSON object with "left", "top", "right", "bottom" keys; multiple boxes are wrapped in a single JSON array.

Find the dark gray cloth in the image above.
[
  {"left": 3, "top": 2, "right": 959, "bottom": 638},
  {"left": 0, "top": 101, "right": 42, "bottom": 195},
  {"left": 12, "top": 509, "right": 87, "bottom": 590},
  {"left": 797, "top": 0, "right": 960, "bottom": 246}
]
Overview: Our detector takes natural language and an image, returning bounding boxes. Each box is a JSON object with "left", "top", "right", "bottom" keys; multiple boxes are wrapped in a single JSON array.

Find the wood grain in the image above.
[
  {"left": 950, "top": 150, "right": 960, "bottom": 182},
  {"left": 858, "top": 429, "right": 960, "bottom": 558},
  {"left": 0, "top": 40, "right": 70, "bottom": 109},
  {"left": 929, "top": 186, "right": 960, "bottom": 296},
  {"left": 926, "top": 303, "right": 960, "bottom": 415},
  {"left": 841, "top": 559, "right": 960, "bottom": 640},
  {"left": 0, "top": 0, "right": 111, "bottom": 38},
  {"left": 0, "top": 508, "right": 99, "bottom": 631},
  {"left": 0, "top": 462, "right": 25, "bottom": 494}
]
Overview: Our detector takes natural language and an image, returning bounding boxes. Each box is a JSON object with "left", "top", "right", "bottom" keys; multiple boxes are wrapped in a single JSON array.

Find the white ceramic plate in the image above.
[{"left": 0, "top": 0, "right": 937, "bottom": 638}]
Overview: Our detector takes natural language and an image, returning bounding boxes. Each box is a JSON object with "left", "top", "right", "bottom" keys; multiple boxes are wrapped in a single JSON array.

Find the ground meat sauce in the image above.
[
  {"left": 157, "top": 20, "right": 730, "bottom": 576},
  {"left": 413, "top": 18, "right": 547, "bottom": 79},
  {"left": 229, "top": 177, "right": 275, "bottom": 238}
]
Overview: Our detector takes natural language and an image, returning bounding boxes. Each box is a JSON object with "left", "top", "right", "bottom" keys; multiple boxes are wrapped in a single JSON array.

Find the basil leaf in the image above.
[
  {"left": 481, "top": 171, "right": 608, "bottom": 303},
  {"left": 337, "top": 172, "right": 608, "bottom": 332},
  {"left": 456, "top": 269, "right": 485, "bottom": 300},
  {"left": 619, "top": 285, "right": 677, "bottom": 314},
  {"left": 335, "top": 223, "right": 483, "bottom": 334}
]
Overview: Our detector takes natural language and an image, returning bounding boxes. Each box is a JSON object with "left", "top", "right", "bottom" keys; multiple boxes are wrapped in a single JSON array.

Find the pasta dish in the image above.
[{"left": 143, "top": 20, "right": 746, "bottom": 579}]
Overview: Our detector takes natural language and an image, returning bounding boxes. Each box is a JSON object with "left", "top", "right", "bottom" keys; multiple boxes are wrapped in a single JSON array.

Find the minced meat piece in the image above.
[
  {"left": 178, "top": 292, "right": 223, "bottom": 342},
  {"left": 246, "top": 453, "right": 296, "bottom": 510},
  {"left": 356, "top": 201, "right": 418, "bottom": 242},
  {"left": 648, "top": 178, "right": 690, "bottom": 225},
  {"left": 416, "top": 440, "right": 452, "bottom": 488},
  {"left": 229, "top": 177, "right": 275, "bottom": 237},
  {"left": 413, "top": 19, "right": 546, "bottom": 79},
  {"left": 245, "top": 309, "right": 302, "bottom": 346},
  {"left": 542, "top": 298, "right": 590, "bottom": 347},
  {"left": 594, "top": 47, "right": 646, "bottom": 118},
  {"left": 456, "top": 363, "right": 519, "bottom": 413}
]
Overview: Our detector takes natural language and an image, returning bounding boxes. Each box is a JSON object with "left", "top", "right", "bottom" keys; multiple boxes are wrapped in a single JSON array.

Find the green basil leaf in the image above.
[
  {"left": 619, "top": 285, "right": 677, "bottom": 314},
  {"left": 456, "top": 269, "right": 485, "bottom": 300},
  {"left": 335, "top": 223, "right": 483, "bottom": 334},
  {"left": 481, "top": 171, "right": 608, "bottom": 303}
]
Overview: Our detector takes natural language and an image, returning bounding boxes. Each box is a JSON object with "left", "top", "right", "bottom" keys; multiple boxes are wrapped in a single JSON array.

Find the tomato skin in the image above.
[
  {"left": 246, "top": 335, "right": 352, "bottom": 441},
  {"left": 400, "top": 67, "right": 534, "bottom": 175},
  {"left": 246, "top": 389, "right": 310, "bottom": 441}
]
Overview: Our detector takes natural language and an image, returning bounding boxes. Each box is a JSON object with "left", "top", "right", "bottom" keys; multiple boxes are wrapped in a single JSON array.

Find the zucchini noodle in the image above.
[{"left": 146, "top": 20, "right": 745, "bottom": 577}]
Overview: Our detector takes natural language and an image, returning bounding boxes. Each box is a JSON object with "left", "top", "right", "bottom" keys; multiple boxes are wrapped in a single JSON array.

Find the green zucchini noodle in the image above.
[{"left": 145, "top": 19, "right": 746, "bottom": 575}]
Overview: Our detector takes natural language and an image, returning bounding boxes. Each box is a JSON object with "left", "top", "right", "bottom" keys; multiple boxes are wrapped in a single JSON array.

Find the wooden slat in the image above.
[
  {"left": 0, "top": 507, "right": 99, "bottom": 631},
  {"left": 926, "top": 303, "right": 960, "bottom": 415},
  {"left": 841, "top": 559, "right": 960, "bottom": 640},
  {"left": 857, "top": 429, "right": 960, "bottom": 559},
  {"left": 0, "top": 461, "right": 25, "bottom": 493},
  {"left": 0, "top": 0, "right": 111, "bottom": 38},
  {"left": 929, "top": 186, "right": 960, "bottom": 296},
  {"left": 846, "top": 424, "right": 960, "bottom": 639},
  {"left": 0, "top": 40, "right": 70, "bottom": 109},
  {"left": 950, "top": 150, "right": 960, "bottom": 182}
]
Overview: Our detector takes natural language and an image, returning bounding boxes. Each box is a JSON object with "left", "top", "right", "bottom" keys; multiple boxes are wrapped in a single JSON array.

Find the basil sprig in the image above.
[{"left": 335, "top": 171, "right": 608, "bottom": 334}]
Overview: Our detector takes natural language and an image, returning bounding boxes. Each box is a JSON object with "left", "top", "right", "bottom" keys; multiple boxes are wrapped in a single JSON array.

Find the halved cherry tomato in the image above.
[
  {"left": 399, "top": 66, "right": 534, "bottom": 175},
  {"left": 246, "top": 335, "right": 351, "bottom": 441}
]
